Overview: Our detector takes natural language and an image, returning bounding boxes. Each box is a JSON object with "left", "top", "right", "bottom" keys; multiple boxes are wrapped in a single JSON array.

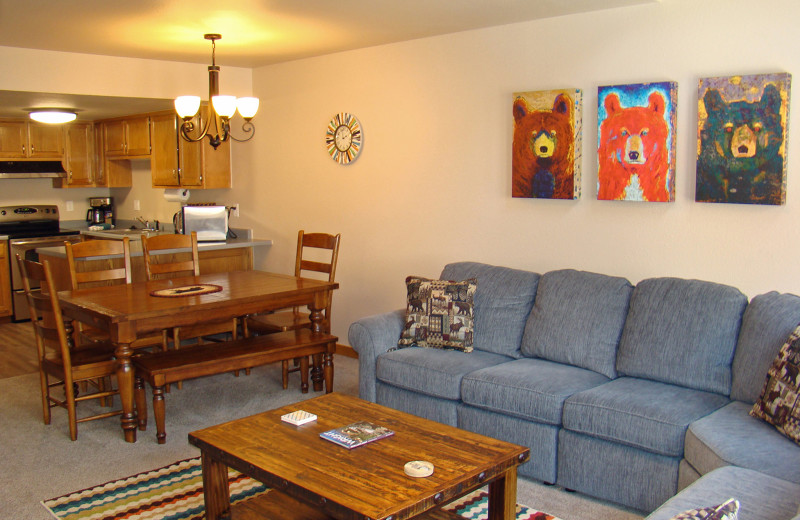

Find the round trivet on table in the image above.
[{"left": 150, "top": 284, "right": 223, "bottom": 298}]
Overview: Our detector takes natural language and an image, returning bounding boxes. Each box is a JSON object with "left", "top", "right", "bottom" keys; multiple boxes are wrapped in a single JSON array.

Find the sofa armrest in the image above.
[{"left": 348, "top": 309, "right": 406, "bottom": 402}]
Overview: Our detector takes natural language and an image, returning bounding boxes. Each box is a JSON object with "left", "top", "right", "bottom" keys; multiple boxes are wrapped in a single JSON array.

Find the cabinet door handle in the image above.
[{"left": 22, "top": 144, "right": 25, "bottom": 154}]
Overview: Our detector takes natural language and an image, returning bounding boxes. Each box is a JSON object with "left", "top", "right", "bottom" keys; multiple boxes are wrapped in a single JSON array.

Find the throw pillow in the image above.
[
  {"left": 397, "top": 276, "right": 476, "bottom": 352},
  {"left": 750, "top": 323, "right": 800, "bottom": 445},
  {"left": 668, "top": 498, "right": 739, "bottom": 520}
]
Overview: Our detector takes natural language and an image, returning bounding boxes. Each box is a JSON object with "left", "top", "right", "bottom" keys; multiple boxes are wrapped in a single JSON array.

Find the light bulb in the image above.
[
  {"left": 174, "top": 96, "right": 201, "bottom": 119},
  {"left": 236, "top": 97, "right": 259, "bottom": 120},
  {"left": 212, "top": 96, "right": 237, "bottom": 118}
]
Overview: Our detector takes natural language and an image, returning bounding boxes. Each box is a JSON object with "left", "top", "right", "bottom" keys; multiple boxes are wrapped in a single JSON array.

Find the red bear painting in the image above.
[
  {"left": 597, "top": 82, "right": 677, "bottom": 202},
  {"left": 512, "top": 89, "right": 582, "bottom": 199}
]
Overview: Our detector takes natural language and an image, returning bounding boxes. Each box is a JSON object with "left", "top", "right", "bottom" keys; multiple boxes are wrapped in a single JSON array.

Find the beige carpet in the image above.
[{"left": 0, "top": 357, "right": 642, "bottom": 520}]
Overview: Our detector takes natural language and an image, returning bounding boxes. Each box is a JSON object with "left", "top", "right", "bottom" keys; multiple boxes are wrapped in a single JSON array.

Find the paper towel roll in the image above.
[{"left": 164, "top": 189, "right": 190, "bottom": 202}]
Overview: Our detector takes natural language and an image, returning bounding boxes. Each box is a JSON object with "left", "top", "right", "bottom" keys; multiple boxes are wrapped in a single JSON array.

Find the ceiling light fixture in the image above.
[
  {"left": 28, "top": 109, "right": 77, "bottom": 124},
  {"left": 174, "top": 34, "right": 259, "bottom": 149}
]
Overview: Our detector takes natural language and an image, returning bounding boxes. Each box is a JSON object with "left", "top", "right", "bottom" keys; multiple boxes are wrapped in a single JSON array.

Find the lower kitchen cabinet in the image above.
[{"left": 0, "top": 243, "right": 12, "bottom": 318}]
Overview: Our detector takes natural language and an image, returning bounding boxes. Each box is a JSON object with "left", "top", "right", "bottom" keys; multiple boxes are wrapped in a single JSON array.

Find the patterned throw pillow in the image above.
[
  {"left": 750, "top": 323, "right": 800, "bottom": 446},
  {"left": 397, "top": 276, "right": 477, "bottom": 352},
  {"left": 669, "top": 498, "right": 739, "bottom": 520}
]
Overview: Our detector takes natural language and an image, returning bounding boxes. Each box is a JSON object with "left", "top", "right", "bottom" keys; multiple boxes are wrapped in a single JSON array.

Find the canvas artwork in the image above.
[
  {"left": 597, "top": 82, "right": 678, "bottom": 202},
  {"left": 696, "top": 73, "right": 792, "bottom": 205},
  {"left": 512, "top": 89, "right": 582, "bottom": 199}
]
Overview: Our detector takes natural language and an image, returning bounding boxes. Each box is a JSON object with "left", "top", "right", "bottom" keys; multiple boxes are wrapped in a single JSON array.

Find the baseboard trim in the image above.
[{"left": 335, "top": 343, "right": 358, "bottom": 358}]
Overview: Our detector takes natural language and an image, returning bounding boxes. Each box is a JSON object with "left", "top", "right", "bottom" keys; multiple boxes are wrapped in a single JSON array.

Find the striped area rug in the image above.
[{"left": 42, "top": 456, "right": 560, "bottom": 520}]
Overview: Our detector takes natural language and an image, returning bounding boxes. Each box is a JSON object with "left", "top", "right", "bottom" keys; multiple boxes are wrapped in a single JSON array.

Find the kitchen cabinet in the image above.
[
  {"left": 150, "top": 111, "right": 231, "bottom": 189},
  {"left": 102, "top": 115, "right": 151, "bottom": 157},
  {"left": 0, "top": 120, "right": 64, "bottom": 159},
  {"left": 53, "top": 122, "right": 94, "bottom": 188},
  {"left": 0, "top": 242, "right": 11, "bottom": 318}
]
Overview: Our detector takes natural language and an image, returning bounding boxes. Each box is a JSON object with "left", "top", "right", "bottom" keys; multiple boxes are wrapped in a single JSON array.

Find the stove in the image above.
[{"left": 3, "top": 205, "right": 82, "bottom": 321}]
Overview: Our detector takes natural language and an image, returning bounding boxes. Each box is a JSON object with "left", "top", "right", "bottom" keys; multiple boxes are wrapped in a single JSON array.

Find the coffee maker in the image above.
[{"left": 87, "top": 197, "right": 114, "bottom": 226}]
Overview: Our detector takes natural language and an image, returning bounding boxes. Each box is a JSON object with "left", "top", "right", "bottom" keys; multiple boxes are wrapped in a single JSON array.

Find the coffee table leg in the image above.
[
  {"left": 201, "top": 453, "right": 231, "bottom": 520},
  {"left": 487, "top": 467, "right": 517, "bottom": 520}
]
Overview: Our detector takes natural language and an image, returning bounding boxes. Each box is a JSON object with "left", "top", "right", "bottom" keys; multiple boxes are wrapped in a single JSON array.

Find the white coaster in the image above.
[
  {"left": 281, "top": 410, "right": 317, "bottom": 426},
  {"left": 404, "top": 460, "right": 434, "bottom": 478}
]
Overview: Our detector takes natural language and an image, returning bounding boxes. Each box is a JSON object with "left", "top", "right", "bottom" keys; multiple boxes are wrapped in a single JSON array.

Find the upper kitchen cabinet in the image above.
[
  {"left": 150, "top": 111, "right": 231, "bottom": 189},
  {"left": 0, "top": 120, "right": 64, "bottom": 159},
  {"left": 102, "top": 115, "right": 151, "bottom": 158},
  {"left": 52, "top": 122, "right": 95, "bottom": 188}
]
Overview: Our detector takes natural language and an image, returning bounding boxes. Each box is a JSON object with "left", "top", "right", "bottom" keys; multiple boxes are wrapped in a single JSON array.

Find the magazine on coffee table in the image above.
[{"left": 320, "top": 421, "right": 394, "bottom": 449}]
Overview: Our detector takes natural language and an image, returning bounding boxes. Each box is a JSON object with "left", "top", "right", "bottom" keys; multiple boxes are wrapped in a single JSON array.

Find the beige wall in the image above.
[
  {"left": 242, "top": 0, "right": 800, "bottom": 341},
  {"left": 1, "top": 0, "right": 799, "bottom": 344}
]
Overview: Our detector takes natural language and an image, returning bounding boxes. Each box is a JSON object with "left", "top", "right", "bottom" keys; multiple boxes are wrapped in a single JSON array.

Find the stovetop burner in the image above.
[{"left": 0, "top": 205, "right": 78, "bottom": 239}]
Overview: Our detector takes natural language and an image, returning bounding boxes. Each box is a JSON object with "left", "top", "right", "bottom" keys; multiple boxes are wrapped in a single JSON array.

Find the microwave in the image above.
[{"left": 182, "top": 205, "right": 228, "bottom": 241}]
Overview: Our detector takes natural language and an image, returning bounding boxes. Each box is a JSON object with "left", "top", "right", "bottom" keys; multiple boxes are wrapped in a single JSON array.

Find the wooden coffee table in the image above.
[{"left": 189, "top": 393, "right": 529, "bottom": 520}]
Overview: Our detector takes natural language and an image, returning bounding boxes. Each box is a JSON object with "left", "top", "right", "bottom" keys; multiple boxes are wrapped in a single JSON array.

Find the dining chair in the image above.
[
  {"left": 140, "top": 232, "right": 238, "bottom": 386},
  {"left": 65, "top": 237, "right": 168, "bottom": 352},
  {"left": 17, "top": 255, "right": 121, "bottom": 441},
  {"left": 245, "top": 230, "right": 340, "bottom": 388}
]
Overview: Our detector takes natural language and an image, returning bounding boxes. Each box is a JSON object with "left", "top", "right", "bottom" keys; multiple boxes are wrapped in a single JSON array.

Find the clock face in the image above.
[{"left": 326, "top": 113, "right": 362, "bottom": 164}]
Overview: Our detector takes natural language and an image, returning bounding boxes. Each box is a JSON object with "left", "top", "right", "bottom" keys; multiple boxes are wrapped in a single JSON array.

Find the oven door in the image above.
[{"left": 9, "top": 234, "right": 81, "bottom": 321}]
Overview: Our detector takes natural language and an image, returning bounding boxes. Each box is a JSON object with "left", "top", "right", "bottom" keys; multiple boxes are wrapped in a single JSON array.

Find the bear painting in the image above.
[
  {"left": 696, "top": 73, "right": 791, "bottom": 205},
  {"left": 512, "top": 89, "right": 582, "bottom": 199},
  {"left": 597, "top": 82, "right": 678, "bottom": 202}
]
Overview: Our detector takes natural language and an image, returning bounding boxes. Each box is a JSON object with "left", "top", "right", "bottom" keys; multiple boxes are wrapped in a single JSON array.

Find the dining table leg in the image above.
[
  {"left": 115, "top": 342, "right": 138, "bottom": 443},
  {"left": 308, "top": 291, "right": 328, "bottom": 392}
]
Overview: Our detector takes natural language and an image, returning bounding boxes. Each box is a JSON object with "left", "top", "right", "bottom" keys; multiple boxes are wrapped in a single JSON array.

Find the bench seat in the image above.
[{"left": 133, "top": 329, "right": 338, "bottom": 443}]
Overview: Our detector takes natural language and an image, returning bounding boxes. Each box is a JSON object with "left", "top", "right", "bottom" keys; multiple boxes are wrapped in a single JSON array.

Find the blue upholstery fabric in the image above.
[
  {"left": 376, "top": 346, "right": 511, "bottom": 400},
  {"left": 376, "top": 382, "right": 459, "bottom": 426},
  {"left": 731, "top": 292, "right": 800, "bottom": 403},
  {"left": 684, "top": 401, "right": 800, "bottom": 484},
  {"left": 521, "top": 269, "right": 632, "bottom": 378},
  {"left": 563, "top": 377, "right": 729, "bottom": 457},
  {"left": 348, "top": 309, "right": 406, "bottom": 402},
  {"left": 645, "top": 466, "right": 800, "bottom": 520},
  {"left": 458, "top": 404, "right": 559, "bottom": 483},
  {"left": 461, "top": 358, "right": 609, "bottom": 425},
  {"left": 558, "top": 429, "right": 680, "bottom": 513},
  {"left": 440, "top": 262, "right": 540, "bottom": 358},
  {"left": 615, "top": 277, "right": 747, "bottom": 394}
]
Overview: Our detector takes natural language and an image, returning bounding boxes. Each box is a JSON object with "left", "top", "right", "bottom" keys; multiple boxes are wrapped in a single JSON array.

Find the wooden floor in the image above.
[{"left": 0, "top": 321, "right": 38, "bottom": 379}]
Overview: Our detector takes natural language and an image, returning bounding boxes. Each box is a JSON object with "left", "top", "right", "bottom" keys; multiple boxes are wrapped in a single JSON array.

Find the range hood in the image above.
[{"left": 0, "top": 161, "right": 66, "bottom": 178}]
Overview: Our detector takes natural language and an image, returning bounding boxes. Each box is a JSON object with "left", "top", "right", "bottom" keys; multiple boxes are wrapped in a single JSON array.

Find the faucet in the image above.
[{"left": 136, "top": 216, "right": 153, "bottom": 230}]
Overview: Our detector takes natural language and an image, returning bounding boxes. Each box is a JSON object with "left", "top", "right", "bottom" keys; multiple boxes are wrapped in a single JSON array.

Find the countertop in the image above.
[{"left": 36, "top": 234, "right": 272, "bottom": 258}]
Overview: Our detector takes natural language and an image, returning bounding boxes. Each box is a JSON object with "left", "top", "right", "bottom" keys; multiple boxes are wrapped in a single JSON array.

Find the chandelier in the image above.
[{"left": 174, "top": 34, "right": 259, "bottom": 149}]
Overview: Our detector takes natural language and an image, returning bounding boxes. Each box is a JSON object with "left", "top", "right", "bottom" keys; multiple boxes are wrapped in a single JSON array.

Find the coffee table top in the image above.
[{"left": 189, "top": 393, "right": 529, "bottom": 520}]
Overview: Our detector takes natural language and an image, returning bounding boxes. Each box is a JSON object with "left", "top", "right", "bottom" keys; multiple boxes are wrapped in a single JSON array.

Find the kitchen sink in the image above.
[{"left": 83, "top": 228, "right": 167, "bottom": 240}]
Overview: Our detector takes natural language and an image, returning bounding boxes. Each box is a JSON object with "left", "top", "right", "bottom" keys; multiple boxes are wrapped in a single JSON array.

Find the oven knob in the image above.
[{"left": 0, "top": 210, "right": 5, "bottom": 216}]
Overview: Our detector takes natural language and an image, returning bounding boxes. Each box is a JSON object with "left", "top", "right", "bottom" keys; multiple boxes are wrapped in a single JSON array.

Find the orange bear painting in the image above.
[
  {"left": 597, "top": 82, "right": 677, "bottom": 202},
  {"left": 512, "top": 89, "right": 582, "bottom": 199}
]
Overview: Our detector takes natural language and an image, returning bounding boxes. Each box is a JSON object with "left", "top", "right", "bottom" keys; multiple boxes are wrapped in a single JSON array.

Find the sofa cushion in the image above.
[
  {"left": 644, "top": 466, "right": 800, "bottom": 520},
  {"left": 460, "top": 358, "right": 609, "bottom": 425},
  {"left": 440, "top": 262, "right": 540, "bottom": 358},
  {"left": 521, "top": 269, "right": 632, "bottom": 378},
  {"left": 685, "top": 401, "right": 800, "bottom": 485},
  {"left": 616, "top": 277, "right": 747, "bottom": 395},
  {"left": 732, "top": 292, "right": 800, "bottom": 403},
  {"left": 397, "top": 276, "right": 477, "bottom": 352},
  {"left": 750, "top": 323, "right": 800, "bottom": 446},
  {"left": 562, "top": 377, "right": 729, "bottom": 457},
  {"left": 376, "top": 347, "right": 511, "bottom": 400}
]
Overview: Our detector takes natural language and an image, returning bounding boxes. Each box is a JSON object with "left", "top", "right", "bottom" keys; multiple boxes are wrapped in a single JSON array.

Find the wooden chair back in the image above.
[
  {"left": 65, "top": 237, "right": 132, "bottom": 289},
  {"left": 141, "top": 232, "right": 200, "bottom": 281},
  {"left": 17, "top": 256, "right": 70, "bottom": 365},
  {"left": 296, "top": 231, "right": 341, "bottom": 320}
]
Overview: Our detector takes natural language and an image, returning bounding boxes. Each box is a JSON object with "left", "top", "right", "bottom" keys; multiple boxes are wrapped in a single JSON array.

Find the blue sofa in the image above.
[{"left": 349, "top": 262, "right": 800, "bottom": 517}]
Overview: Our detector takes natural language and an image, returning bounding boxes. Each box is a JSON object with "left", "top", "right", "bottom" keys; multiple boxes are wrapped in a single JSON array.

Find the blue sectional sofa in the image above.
[{"left": 349, "top": 262, "right": 800, "bottom": 517}]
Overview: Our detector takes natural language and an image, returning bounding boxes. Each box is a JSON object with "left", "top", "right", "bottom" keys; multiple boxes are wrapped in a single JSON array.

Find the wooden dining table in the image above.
[{"left": 57, "top": 269, "right": 339, "bottom": 443}]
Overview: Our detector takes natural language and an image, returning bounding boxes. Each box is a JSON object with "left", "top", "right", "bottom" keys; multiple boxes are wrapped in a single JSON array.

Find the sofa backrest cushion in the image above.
[
  {"left": 731, "top": 291, "right": 800, "bottom": 403},
  {"left": 616, "top": 277, "right": 748, "bottom": 395},
  {"left": 440, "top": 262, "right": 539, "bottom": 358},
  {"left": 520, "top": 269, "right": 632, "bottom": 378}
]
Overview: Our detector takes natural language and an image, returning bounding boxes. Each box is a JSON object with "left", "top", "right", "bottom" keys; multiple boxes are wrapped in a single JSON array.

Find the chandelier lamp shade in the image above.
[
  {"left": 28, "top": 109, "right": 77, "bottom": 124},
  {"left": 174, "top": 34, "right": 259, "bottom": 149}
]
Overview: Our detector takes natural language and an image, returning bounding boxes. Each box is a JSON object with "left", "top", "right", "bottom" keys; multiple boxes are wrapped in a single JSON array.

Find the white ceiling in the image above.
[{"left": 0, "top": 0, "right": 657, "bottom": 119}]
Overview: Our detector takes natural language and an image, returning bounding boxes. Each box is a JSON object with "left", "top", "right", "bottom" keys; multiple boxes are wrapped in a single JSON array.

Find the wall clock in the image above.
[{"left": 325, "top": 112, "right": 362, "bottom": 164}]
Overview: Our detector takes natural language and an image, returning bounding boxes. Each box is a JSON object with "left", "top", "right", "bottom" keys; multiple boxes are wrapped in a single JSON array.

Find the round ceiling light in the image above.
[{"left": 28, "top": 109, "right": 77, "bottom": 124}]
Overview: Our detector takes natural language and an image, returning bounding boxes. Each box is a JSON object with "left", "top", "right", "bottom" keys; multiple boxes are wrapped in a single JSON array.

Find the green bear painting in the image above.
[{"left": 696, "top": 73, "right": 791, "bottom": 205}]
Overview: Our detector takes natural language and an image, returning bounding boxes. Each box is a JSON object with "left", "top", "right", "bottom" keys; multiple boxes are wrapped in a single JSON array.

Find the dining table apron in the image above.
[{"left": 57, "top": 270, "right": 339, "bottom": 443}]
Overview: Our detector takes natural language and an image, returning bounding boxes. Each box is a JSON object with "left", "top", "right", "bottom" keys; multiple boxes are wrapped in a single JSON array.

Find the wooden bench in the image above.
[{"left": 132, "top": 329, "right": 337, "bottom": 443}]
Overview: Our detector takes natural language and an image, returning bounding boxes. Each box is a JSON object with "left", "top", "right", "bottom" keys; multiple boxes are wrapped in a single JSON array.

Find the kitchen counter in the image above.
[{"left": 36, "top": 234, "right": 272, "bottom": 288}]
